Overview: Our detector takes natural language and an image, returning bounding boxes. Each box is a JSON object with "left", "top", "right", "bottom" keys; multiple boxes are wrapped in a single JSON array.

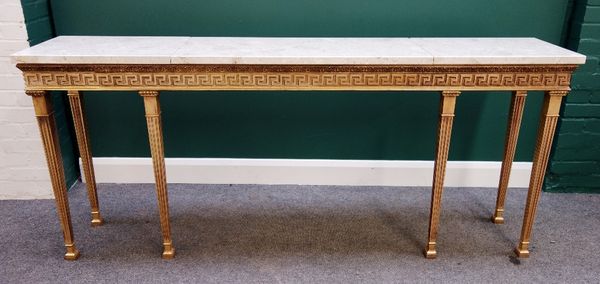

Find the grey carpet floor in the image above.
[{"left": 1, "top": 183, "right": 599, "bottom": 283}]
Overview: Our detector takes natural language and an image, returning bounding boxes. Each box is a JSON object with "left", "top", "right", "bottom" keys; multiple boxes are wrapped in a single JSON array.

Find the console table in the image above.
[{"left": 12, "top": 36, "right": 585, "bottom": 260}]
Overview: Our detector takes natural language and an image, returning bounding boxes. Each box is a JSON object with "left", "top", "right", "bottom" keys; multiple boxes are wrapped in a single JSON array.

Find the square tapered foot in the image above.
[
  {"left": 514, "top": 247, "right": 530, "bottom": 258},
  {"left": 515, "top": 242, "right": 530, "bottom": 258},
  {"left": 91, "top": 212, "right": 104, "bottom": 227},
  {"left": 91, "top": 218, "right": 104, "bottom": 227},
  {"left": 424, "top": 249, "right": 437, "bottom": 259},
  {"left": 424, "top": 242, "right": 437, "bottom": 259},
  {"left": 491, "top": 215, "right": 504, "bottom": 224},
  {"left": 162, "top": 243, "right": 175, "bottom": 259},
  {"left": 64, "top": 245, "right": 80, "bottom": 261},
  {"left": 492, "top": 209, "right": 504, "bottom": 224}
]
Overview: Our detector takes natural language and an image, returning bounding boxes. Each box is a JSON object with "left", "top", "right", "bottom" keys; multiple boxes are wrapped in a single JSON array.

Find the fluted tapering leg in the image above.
[
  {"left": 139, "top": 91, "right": 175, "bottom": 259},
  {"left": 515, "top": 90, "right": 567, "bottom": 258},
  {"left": 492, "top": 91, "right": 527, "bottom": 224},
  {"left": 28, "top": 90, "right": 80, "bottom": 260},
  {"left": 67, "top": 90, "right": 103, "bottom": 227},
  {"left": 425, "top": 90, "right": 460, "bottom": 259}
]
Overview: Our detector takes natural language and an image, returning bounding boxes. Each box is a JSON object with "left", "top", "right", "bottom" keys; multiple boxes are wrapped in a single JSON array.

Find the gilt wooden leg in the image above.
[
  {"left": 515, "top": 90, "right": 567, "bottom": 258},
  {"left": 492, "top": 91, "right": 527, "bottom": 224},
  {"left": 67, "top": 90, "right": 103, "bottom": 227},
  {"left": 139, "top": 91, "right": 175, "bottom": 259},
  {"left": 425, "top": 90, "right": 460, "bottom": 259},
  {"left": 28, "top": 90, "right": 80, "bottom": 260}
]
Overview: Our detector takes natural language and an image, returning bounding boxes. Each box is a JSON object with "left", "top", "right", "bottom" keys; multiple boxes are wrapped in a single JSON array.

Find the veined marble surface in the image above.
[
  {"left": 12, "top": 36, "right": 586, "bottom": 65},
  {"left": 412, "top": 38, "right": 585, "bottom": 65},
  {"left": 172, "top": 37, "right": 431, "bottom": 65},
  {"left": 13, "top": 36, "right": 190, "bottom": 64}
]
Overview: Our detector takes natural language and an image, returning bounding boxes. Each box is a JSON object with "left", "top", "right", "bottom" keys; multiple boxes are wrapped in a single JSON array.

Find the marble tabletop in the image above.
[{"left": 12, "top": 36, "right": 586, "bottom": 65}]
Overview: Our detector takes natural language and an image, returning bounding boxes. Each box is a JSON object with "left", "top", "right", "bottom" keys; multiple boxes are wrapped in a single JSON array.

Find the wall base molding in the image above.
[{"left": 83, "top": 158, "right": 531, "bottom": 188}]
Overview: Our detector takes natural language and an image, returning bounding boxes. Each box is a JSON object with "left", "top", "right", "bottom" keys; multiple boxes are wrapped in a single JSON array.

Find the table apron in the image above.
[{"left": 17, "top": 64, "right": 576, "bottom": 91}]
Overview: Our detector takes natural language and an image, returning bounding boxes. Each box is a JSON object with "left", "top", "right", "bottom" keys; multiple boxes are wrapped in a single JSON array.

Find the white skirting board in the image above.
[{"left": 82, "top": 158, "right": 532, "bottom": 188}]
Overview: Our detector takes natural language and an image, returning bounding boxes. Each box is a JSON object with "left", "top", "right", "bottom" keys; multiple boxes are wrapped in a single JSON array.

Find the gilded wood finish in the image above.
[
  {"left": 139, "top": 90, "right": 175, "bottom": 259},
  {"left": 16, "top": 64, "right": 576, "bottom": 91},
  {"left": 425, "top": 90, "right": 460, "bottom": 259},
  {"left": 493, "top": 91, "right": 528, "bottom": 224},
  {"left": 515, "top": 91, "right": 567, "bottom": 258},
  {"left": 18, "top": 61, "right": 577, "bottom": 260},
  {"left": 27, "top": 90, "right": 80, "bottom": 260},
  {"left": 67, "top": 90, "right": 103, "bottom": 227}
]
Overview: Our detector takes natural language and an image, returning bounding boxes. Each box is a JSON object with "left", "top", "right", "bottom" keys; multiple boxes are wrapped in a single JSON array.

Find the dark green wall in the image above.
[
  {"left": 546, "top": 0, "right": 600, "bottom": 193},
  {"left": 48, "top": 0, "right": 572, "bottom": 163},
  {"left": 21, "top": 0, "right": 79, "bottom": 188}
]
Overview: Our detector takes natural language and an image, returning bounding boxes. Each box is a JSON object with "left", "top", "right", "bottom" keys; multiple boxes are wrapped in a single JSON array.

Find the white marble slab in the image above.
[
  {"left": 12, "top": 36, "right": 190, "bottom": 64},
  {"left": 172, "top": 37, "right": 432, "bottom": 65},
  {"left": 12, "top": 36, "right": 586, "bottom": 65},
  {"left": 412, "top": 38, "right": 586, "bottom": 65}
]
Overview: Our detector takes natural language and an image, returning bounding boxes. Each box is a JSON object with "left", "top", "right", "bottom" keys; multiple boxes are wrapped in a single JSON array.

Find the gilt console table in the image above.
[{"left": 12, "top": 36, "right": 585, "bottom": 260}]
